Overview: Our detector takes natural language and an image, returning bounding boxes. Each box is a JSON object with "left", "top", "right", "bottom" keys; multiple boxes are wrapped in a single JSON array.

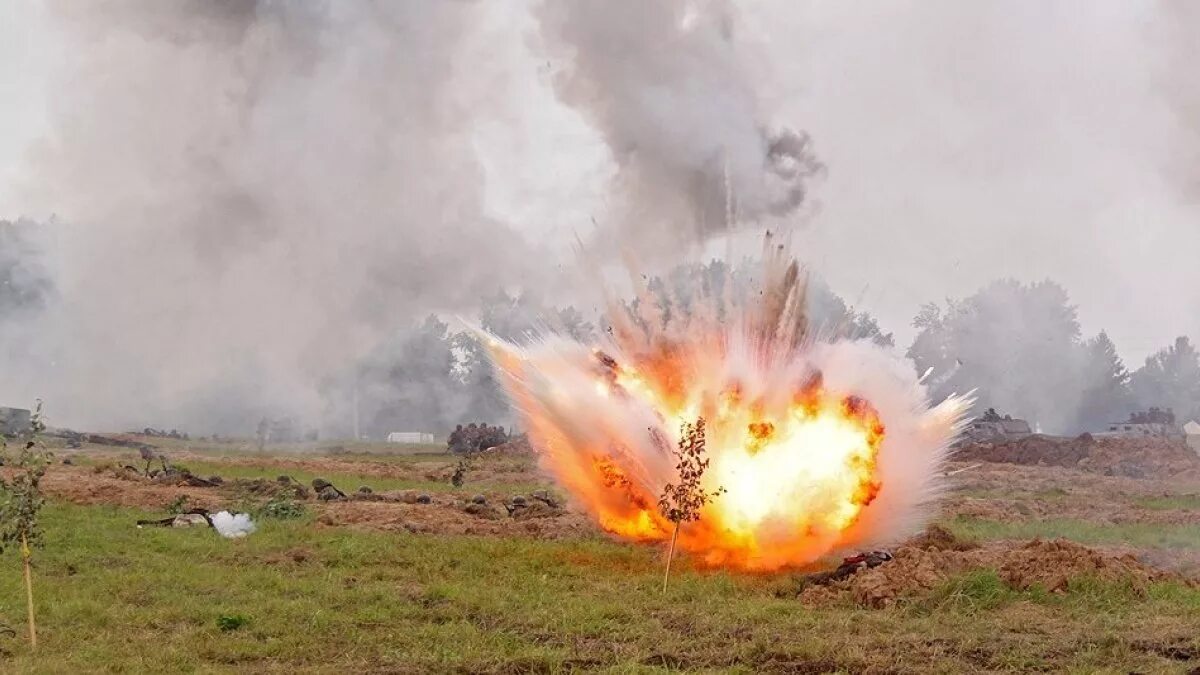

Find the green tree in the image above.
[
  {"left": 1130, "top": 336, "right": 1200, "bottom": 423},
  {"left": 806, "top": 277, "right": 894, "bottom": 347},
  {"left": 1075, "top": 331, "right": 1133, "bottom": 430},
  {"left": 633, "top": 260, "right": 893, "bottom": 345},
  {"left": 908, "top": 279, "right": 1085, "bottom": 433},
  {"left": 657, "top": 418, "right": 723, "bottom": 593},
  {"left": 0, "top": 400, "right": 51, "bottom": 649},
  {"left": 361, "top": 315, "right": 460, "bottom": 435}
]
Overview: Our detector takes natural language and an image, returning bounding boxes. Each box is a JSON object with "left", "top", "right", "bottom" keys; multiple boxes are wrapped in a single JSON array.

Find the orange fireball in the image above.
[{"left": 487, "top": 238, "right": 969, "bottom": 571}]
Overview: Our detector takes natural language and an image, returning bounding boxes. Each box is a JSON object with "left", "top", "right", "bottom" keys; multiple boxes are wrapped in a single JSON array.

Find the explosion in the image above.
[{"left": 488, "top": 236, "right": 970, "bottom": 571}]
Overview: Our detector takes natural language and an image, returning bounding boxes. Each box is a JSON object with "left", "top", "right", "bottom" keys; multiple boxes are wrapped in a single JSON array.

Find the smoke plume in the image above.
[
  {"left": 14, "top": 2, "right": 1199, "bottom": 437},
  {"left": 211, "top": 511, "right": 256, "bottom": 539},
  {"left": 535, "top": 0, "right": 822, "bottom": 253},
  {"left": 1, "top": 0, "right": 829, "bottom": 435},
  {"left": 4, "top": 1, "right": 549, "bottom": 432}
]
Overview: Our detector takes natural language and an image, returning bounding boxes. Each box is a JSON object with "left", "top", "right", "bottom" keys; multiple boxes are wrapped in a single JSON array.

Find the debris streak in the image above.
[{"left": 488, "top": 236, "right": 970, "bottom": 570}]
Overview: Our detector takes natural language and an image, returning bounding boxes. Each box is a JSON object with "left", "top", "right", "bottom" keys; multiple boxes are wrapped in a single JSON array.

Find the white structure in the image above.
[
  {"left": 387, "top": 432, "right": 435, "bottom": 444},
  {"left": 1184, "top": 420, "right": 1200, "bottom": 453}
]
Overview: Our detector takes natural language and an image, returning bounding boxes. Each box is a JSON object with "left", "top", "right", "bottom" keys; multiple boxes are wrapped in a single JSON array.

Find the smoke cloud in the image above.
[
  {"left": 211, "top": 510, "right": 256, "bottom": 539},
  {"left": 535, "top": 0, "right": 823, "bottom": 253},
  {"left": 4, "top": 1, "right": 551, "bottom": 432},
  {"left": 6, "top": 1, "right": 1200, "bottom": 437}
]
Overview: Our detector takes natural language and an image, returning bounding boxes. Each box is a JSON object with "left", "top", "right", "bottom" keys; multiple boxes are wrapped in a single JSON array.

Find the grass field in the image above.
[
  {"left": 176, "top": 459, "right": 550, "bottom": 498},
  {"left": 0, "top": 502, "right": 1196, "bottom": 673},
  {"left": 948, "top": 516, "right": 1200, "bottom": 550}
]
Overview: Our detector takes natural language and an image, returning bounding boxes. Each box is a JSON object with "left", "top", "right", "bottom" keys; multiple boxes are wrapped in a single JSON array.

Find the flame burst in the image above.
[{"left": 488, "top": 237, "right": 970, "bottom": 571}]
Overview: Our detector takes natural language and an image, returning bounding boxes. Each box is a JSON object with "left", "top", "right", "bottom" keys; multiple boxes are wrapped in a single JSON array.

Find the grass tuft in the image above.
[{"left": 0, "top": 502, "right": 1193, "bottom": 672}]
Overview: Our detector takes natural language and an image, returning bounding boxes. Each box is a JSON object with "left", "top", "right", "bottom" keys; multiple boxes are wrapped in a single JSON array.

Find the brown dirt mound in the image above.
[
  {"left": 314, "top": 499, "right": 592, "bottom": 538},
  {"left": 955, "top": 435, "right": 1200, "bottom": 478},
  {"left": 798, "top": 538, "right": 1187, "bottom": 609},
  {"left": 227, "top": 476, "right": 311, "bottom": 499},
  {"left": 903, "top": 524, "right": 980, "bottom": 551},
  {"left": 44, "top": 466, "right": 225, "bottom": 511}
]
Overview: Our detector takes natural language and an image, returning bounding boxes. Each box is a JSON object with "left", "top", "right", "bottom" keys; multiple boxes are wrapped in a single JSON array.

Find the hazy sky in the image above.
[{"left": 2, "top": 0, "right": 1198, "bottom": 368}]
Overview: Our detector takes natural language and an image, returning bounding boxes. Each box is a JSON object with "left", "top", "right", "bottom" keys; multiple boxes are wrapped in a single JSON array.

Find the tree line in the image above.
[
  {"left": 3, "top": 223, "right": 1195, "bottom": 437},
  {"left": 343, "top": 261, "right": 895, "bottom": 439},
  {"left": 908, "top": 279, "right": 1200, "bottom": 434},
  {"left": 352, "top": 272, "right": 1198, "bottom": 438}
]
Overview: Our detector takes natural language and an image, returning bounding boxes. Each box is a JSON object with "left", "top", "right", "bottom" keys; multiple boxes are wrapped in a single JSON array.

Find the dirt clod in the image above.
[
  {"left": 798, "top": 538, "right": 1189, "bottom": 609},
  {"left": 511, "top": 500, "right": 562, "bottom": 520},
  {"left": 464, "top": 503, "right": 502, "bottom": 520},
  {"left": 955, "top": 435, "right": 1200, "bottom": 479},
  {"left": 905, "top": 524, "right": 980, "bottom": 552}
]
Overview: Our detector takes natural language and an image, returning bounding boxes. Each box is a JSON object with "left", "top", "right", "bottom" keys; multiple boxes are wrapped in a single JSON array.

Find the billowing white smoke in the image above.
[
  {"left": 2, "top": 0, "right": 824, "bottom": 435},
  {"left": 211, "top": 511, "right": 256, "bottom": 539},
  {"left": 2, "top": 1, "right": 550, "bottom": 433},
  {"left": 535, "top": 0, "right": 823, "bottom": 253},
  {"left": 488, "top": 240, "right": 970, "bottom": 570}
]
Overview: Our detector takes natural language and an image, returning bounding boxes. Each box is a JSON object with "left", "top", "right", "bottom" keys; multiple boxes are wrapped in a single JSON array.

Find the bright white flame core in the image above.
[{"left": 487, "top": 239, "right": 970, "bottom": 570}]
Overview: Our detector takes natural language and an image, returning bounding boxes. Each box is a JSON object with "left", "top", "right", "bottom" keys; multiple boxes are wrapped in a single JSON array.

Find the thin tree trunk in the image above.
[
  {"left": 662, "top": 523, "right": 680, "bottom": 594},
  {"left": 21, "top": 532, "right": 36, "bottom": 650}
]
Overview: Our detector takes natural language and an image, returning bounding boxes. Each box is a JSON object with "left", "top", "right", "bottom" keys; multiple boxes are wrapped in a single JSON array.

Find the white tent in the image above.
[
  {"left": 1184, "top": 420, "right": 1200, "bottom": 453},
  {"left": 387, "top": 432, "right": 435, "bottom": 444}
]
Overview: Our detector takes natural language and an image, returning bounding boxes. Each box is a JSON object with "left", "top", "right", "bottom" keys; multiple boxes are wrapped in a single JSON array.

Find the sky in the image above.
[
  {"left": 0, "top": 0, "right": 1198, "bottom": 430},
  {"left": 470, "top": 0, "right": 1200, "bottom": 363},
  {"left": 0, "top": 3, "right": 53, "bottom": 205}
]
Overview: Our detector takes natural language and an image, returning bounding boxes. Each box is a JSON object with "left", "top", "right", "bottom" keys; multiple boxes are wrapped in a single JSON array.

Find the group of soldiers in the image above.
[{"left": 447, "top": 422, "right": 509, "bottom": 454}]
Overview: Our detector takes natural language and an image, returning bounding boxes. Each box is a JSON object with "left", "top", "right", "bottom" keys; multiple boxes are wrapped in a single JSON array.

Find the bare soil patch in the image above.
[
  {"left": 955, "top": 434, "right": 1200, "bottom": 478},
  {"left": 796, "top": 535, "right": 1193, "bottom": 609},
  {"left": 37, "top": 445, "right": 1200, "bottom": 590}
]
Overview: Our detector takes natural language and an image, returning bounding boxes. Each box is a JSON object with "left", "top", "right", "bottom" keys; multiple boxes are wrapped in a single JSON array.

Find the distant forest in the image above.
[{"left": 4, "top": 220, "right": 1198, "bottom": 438}]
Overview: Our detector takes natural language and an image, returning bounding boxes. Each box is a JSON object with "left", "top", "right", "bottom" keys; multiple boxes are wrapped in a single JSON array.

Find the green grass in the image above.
[
  {"left": 176, "top": 461, "right": 551, "bottom": 497},
  {"left": 947, "top": 515, "right": 1200, "bottom": 549},
  {"left": 0, "top": 503, "right": 1195, "bottom": 673},
  {"left": 78, "top": 437, "right": 449, "bottom": 458},
  {"left": 80, "top": 452, "right": 551, "bottom": 497},
  {"left": 181, "top": 461, "right": 456, "bottom": 494},
  {"left": 1134, "top": 494, "right": 1200, "bottom": 511},
  {"left": 953, "top": 486, "right": 1074, "bottom": 501}
]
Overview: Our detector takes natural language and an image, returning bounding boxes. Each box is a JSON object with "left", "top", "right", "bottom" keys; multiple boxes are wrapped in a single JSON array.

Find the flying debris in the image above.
[{"left": 487, "top": 235, "right": 971, "bottom": 571}]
